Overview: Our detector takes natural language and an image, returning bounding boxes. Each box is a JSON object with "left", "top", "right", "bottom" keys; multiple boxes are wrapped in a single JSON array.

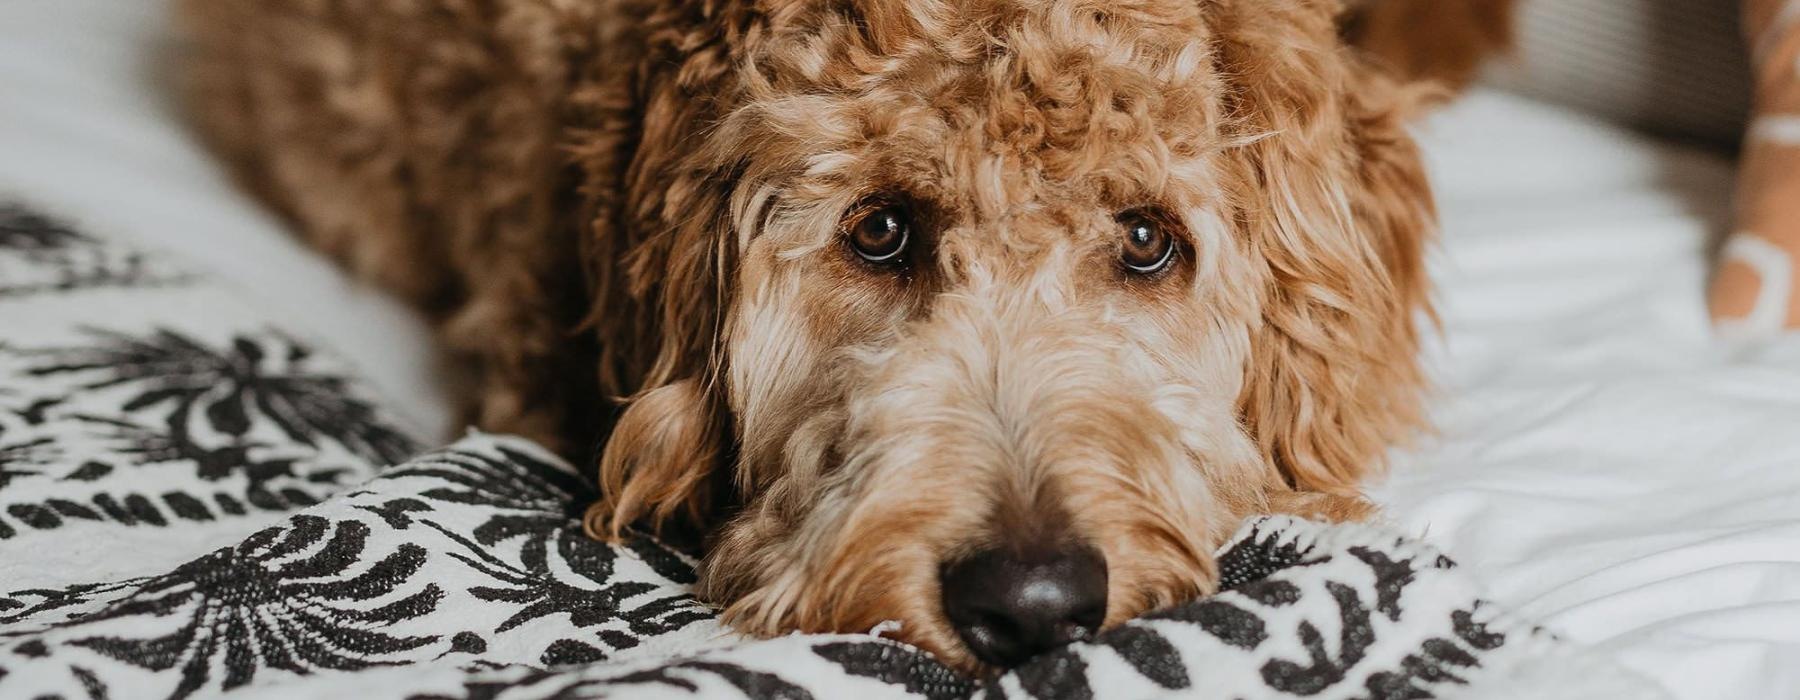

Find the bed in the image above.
[{"left": 3, "top": 2, "right": 1797, "bottom": 698}]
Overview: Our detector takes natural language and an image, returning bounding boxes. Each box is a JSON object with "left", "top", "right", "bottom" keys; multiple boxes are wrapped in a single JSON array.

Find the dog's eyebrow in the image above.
[{"left": 731, "top": 183, "right": 784, "bottom": 251}]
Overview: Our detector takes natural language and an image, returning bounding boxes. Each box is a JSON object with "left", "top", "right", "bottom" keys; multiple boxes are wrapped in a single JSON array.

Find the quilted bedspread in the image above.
[{"left": 0, "top": 204, "right": 1665, "bottom": 699}]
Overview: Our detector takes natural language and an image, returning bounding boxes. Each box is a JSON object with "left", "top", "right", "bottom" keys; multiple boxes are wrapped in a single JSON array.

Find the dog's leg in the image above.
[{"left": 177, "top": 0, "right": 602, "bottom": 454}]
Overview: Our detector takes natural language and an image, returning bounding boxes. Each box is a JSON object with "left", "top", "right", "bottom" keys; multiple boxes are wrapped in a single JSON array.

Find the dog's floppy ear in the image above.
[
  {"left": 1209, "top": 0, "right": 1435, "bottom": 495},
  {"left": 585, "top": 378, "right": 729, "bottom": 541},
  {"left": 576, "top": 94, "right": 737, "bottom": 542},
  {"left": 573, "top": 5, "right": 759, "bottom": 541}
]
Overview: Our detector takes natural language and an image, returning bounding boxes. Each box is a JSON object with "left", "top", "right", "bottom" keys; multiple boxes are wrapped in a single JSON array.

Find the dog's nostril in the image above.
[{"left": 940, "top": 543, "right": 1108, "bottom": 668}]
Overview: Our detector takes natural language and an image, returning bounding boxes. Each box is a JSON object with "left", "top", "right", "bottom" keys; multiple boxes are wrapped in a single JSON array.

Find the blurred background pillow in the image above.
[{"left": 1484, "top": 0, "right": 1752, "bottom": 151}]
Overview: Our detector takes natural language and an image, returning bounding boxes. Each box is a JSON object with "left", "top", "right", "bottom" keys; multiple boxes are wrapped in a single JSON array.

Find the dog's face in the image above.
[{"left": 583, "top": 0, "right": 1432, "bottom": 672}]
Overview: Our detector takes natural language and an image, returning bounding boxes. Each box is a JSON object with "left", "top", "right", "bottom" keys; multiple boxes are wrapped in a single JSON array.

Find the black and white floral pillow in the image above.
[
  {"left": 0, "top": 204, "right": 1666, "bottom": 699},
  {"left": 0, "top": 204, "right": 421, "bottom": 591}
]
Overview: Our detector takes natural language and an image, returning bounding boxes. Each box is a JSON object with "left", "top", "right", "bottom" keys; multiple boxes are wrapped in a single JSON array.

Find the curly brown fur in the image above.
[{"left": 179, "top": 0, "right": 1435, "bottom": 672}]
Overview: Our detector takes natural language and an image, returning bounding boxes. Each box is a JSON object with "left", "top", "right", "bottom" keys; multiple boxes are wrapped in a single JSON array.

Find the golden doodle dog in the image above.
[{"left": 178, "top": 0, "right": 1475, "bottom": 672}]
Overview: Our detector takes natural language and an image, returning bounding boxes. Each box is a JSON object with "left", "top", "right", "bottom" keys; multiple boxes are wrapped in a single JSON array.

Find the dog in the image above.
[{"left": 178, "top": 0, "right": 1449, "bottom": 672}]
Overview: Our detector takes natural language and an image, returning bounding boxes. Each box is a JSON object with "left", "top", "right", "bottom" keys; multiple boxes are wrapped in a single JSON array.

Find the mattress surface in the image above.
[{"left": 3, "top": 2, "right": 1796, "bottom": 698}]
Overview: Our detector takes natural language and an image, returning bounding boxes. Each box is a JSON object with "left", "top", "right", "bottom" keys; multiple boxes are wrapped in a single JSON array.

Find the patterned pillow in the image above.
[
  {"left": 1709, "top": 0, "right": 1800, "bottom": 331},
  {"left": 0, "top": 204, "right": 423, "bottom": 591}
]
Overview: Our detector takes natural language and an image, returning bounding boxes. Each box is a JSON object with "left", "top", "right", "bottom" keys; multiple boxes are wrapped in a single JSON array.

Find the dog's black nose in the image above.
[{"left": 940, "top": 544, "right": 1108, "bottom": 668}]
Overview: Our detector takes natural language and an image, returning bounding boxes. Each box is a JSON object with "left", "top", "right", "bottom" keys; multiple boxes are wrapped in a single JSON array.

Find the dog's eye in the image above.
[
  {"left": 1118, "top": 211, "right": 1175, "bottom": 274},
  {"left": 848, "top": 204, "right": 911, "bottom": 265}
]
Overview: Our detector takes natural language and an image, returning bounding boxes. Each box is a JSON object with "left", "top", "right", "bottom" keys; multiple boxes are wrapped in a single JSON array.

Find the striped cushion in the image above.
[{"left": 1485, "top": 0, "right": 1752, "bottom": 149}]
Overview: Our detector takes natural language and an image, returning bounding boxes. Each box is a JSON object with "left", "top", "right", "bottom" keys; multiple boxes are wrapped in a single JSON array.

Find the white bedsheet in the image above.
[
  {"left": 3, "top": 2, "right": 1796, "bottom": 698},
  {"left": 1375, "top": 94, "right": 1800, "bottom": 700}
]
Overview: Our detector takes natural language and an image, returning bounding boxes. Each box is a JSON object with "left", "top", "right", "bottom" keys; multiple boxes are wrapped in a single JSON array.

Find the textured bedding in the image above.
[{"left": 4, "top": 1, "right": 1800, "bottom": 699}]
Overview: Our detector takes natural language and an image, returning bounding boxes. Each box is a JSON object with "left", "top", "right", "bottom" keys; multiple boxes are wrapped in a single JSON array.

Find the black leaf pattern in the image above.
[
  {"left": 388, "top": 446, "right": 590, "bottom": 524},
  {"left": 410, "top": 660, "right": 817, "bottom": 700},
  {"left": 27, "top": 329, "right": 416, "bottom": 469},
  {"left": 0, "top": 206, "right": 88, "bottom": 253},
  {"left": 61, "top": 516, "right": 440, "bottom": 699},
  {"left": 358, "top": 497, "right": 435, "bottom": 529},
  {"left": 0, "top": 579, "right": 145, "bottom": 629},
  {"left": 0, "top": 206, "right": 194, "bottom": 298},
  {"left": 435, "top": 521, "right": 663, "bottom": 634},
  {"left": 1216, "top": 528, "right": 1332, "bottom": 592},
  {"left": 811, "top": 640, "right": 974, "bottom": 700},
  {"left": 1012, "top": 648, "right": 1092, "bottom": 700},
  {"left": 0, "top": 437, "right": 55, "bottom": 488},
  {"left": 540, "top": 639, "right": 607, "bottom": 667},
  {"left": 1453, "top": 608, "right": 1507, "bottom": 651},
  {"left": 624, "top": 535, "right": 700, "bottom": 585},
  {"left": 1098, "top": 625, "right": 1190, "bottom": 691},
  {"left": 1260, "top": 582, "right": 1377, "bottom": 695},
  {"left": 1349, "top": 547, "right": 1418, "bottom": 623},
  {"left": 1355, "top": 636, "right": 1482, "bottom": 700},
  {"left": 70, "top": 665, "right": 108, "bottom": 700},
  {"left": 1146, "top": 599, "right": 1268, "bottom": 650}
]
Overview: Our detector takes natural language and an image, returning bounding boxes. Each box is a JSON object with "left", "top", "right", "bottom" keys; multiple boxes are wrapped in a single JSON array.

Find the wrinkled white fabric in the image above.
[{"left": 1376, "top": 91, "right": 1800, "bottom": 700}]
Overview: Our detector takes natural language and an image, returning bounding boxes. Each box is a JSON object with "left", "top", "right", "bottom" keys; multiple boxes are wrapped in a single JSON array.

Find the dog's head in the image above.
[{"left": 578, "top": 0, "right": 1432, "bottom": 671}]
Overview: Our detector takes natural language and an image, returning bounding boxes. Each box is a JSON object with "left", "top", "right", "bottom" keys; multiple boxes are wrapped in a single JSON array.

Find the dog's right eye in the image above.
[
  {"left": 847, "top": 204, "right": 911, "bottom": 265},
  {"left": 1118, "top": 210, "right": 1176, "bottom": 275}
]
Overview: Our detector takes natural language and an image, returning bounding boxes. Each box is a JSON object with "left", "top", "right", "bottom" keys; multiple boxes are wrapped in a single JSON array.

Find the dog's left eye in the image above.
[
  {"left": 1118, "top": 211, "right": 1175, "bottom": 274},
  {"left": 847, "top": 204, "right": 912, "bottom": 265}
]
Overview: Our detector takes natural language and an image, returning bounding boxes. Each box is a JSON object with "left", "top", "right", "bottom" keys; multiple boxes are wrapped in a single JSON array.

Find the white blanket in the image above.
[{"left": 2, "top": 1, "right": 1796, "bottom": 698}]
